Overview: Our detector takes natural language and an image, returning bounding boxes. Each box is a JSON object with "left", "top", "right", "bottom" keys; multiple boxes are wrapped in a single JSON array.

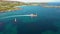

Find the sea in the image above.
[{"left": 0, "top": 3, "right": 60, "bottom": 34}]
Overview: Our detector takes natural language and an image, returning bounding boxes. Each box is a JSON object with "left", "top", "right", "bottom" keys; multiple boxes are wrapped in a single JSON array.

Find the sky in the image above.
[{"left": 5, "top": 0, "right": 60, "bottom": 3}]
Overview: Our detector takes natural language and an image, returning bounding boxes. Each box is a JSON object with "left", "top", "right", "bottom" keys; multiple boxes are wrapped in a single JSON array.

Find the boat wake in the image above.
[{"left": 0, "top": 14, "right": 37, "bottom": 19}]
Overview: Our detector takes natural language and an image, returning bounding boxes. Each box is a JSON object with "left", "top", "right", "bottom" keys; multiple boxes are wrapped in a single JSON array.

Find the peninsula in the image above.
[{"left": 0, "top": 1, "right": 27, "bottom": 12}]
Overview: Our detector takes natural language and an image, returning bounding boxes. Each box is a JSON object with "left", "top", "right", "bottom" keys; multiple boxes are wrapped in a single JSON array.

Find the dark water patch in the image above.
[
  {"left": 0, "top": 22, "right": 5, "bottom": 32},
  {"left": 17, "top": 18, "right": 58, "bottom": 34}
]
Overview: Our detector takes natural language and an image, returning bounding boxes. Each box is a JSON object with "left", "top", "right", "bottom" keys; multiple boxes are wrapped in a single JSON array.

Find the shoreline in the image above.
[{"left": 0, "top": 7, "right": 21, "bottom": 13}]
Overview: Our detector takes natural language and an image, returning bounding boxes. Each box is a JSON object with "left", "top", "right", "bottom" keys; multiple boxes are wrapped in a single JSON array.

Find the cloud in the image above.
[{"left": 6, "top": 0, "right": 60, "bottom": 3}]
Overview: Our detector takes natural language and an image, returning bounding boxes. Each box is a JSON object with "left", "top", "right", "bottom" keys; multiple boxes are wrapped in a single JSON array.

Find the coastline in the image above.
[{"left": 0, "top": 7, "right": 21, "bottom": 13}]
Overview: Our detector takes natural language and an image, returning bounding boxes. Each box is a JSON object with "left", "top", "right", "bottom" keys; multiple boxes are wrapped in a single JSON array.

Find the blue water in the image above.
[{"left": 0, "top": 3, "right": 60, "bottom": 34}]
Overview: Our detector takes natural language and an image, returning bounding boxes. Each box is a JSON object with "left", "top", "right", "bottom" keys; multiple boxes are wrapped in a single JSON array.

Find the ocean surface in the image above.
[{"left": 0, "top": 3, "right": 60, "bottom": 34}]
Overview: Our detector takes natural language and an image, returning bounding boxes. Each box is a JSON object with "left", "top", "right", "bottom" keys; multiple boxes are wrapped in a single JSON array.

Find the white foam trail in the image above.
[{"left": 0, "top": 14, "right": 37, "bottom": 19}]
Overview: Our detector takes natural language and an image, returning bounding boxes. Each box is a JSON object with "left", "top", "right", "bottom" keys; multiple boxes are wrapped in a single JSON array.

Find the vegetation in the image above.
[
  {"left": 0, "top": 1, "right": 27, "bottom": 12},
  {"left": 0, "top": 1, "right": 48, "bottom": 12}
]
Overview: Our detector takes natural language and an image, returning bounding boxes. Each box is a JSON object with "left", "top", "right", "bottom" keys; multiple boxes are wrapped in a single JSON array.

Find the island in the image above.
[{"left": 0, "top": 1, "right": 48, "bottom": 12}]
